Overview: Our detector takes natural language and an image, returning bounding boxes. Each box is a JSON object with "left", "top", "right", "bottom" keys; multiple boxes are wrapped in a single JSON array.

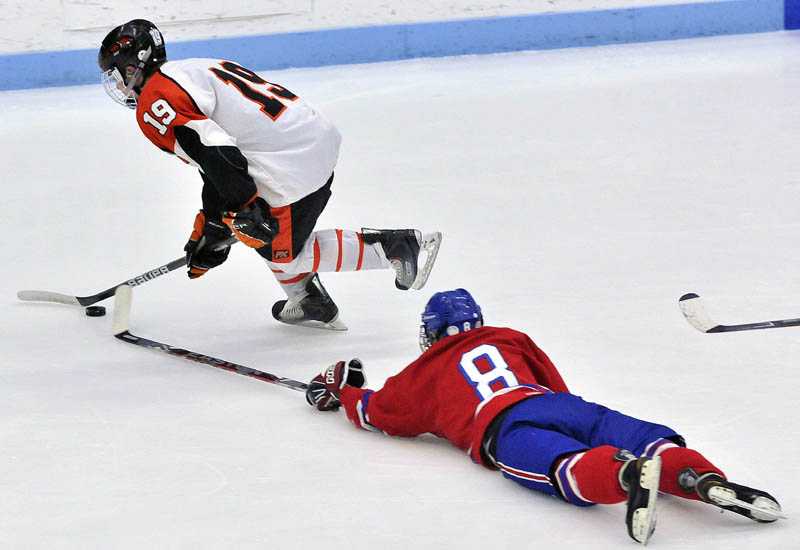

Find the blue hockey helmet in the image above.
[{"left": 419, "top": 289, "right": 483, "bottom": 352}]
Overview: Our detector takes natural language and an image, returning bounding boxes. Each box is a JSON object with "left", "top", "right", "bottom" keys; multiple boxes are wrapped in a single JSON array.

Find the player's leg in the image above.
[
  {"left": 255, "top": 177, "right": 343, "bottom": 328},
  {"left": 487, "top": 396, "right": 662, "bottom": 505},
  {"left": 492, "top": 393, "right": 680, "bottom": 457},
  {"left": 270, "top": 228, "right": 391, "bottom": 275},
  {"left": 515, "top": 394, "right": 721, "bottom": 497},
  {"left": 525, "top": 393, "right": 783, "bottom": 521},
  {"left": 275, "top": 227, "right": 441, "bottom": 291},
  {"left": 487, "top": 418, "right": 659, "bottom": 545},
  {"left": 486, "top": 421, "right": 591, "bottom": 505},
  {"left": 260, "top": 175, "right": 439, "bottom": 297},
  {"left": 636, "top": 438, "right": 720, "bottom": 501},
  {"left": 266, "top": 229, "right": 390, "bottom": 329}
]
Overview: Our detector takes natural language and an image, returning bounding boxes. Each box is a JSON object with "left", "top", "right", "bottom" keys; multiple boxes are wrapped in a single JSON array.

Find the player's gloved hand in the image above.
[
  {"left": 306, "top": 359, "right": 366, "bottom": 411},
  {"left": 184, "top": 211, "right": 233, "bottom": 279},
  {"left": 222, "top": 197, "right": 278, "bottom": 249}
]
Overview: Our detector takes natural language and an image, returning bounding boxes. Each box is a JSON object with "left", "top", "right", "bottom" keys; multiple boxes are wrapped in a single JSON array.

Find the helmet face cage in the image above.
[
  {"left": 101, "top": 65, "right": 138, "bottom": 109},
  {"left": 98, "top": 20, "right": 165, "bottom": 109},
  {"left": 419, "top": 289, "right": 483, "bottom": 352}
]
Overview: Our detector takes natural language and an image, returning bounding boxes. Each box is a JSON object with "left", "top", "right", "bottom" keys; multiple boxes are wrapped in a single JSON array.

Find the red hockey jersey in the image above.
[{"left": 339, "top": 326, "right": 570, "bottom": 468}]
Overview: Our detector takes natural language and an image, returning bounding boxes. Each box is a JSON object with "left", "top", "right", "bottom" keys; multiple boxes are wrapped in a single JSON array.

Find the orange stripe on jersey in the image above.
[
  {"left": 335, "top": 229, "right": 343, "bottom": 272},
  {"left": 268, "top": 205, "right": 293, "bottom": 263},
  {"left": 312, "top": 238, "right": 321, "bottom": 273},
  {"left": 136, "top": 71, "right": 207, "bottom": 153},
  {"left": 356, "top": 233, "right": 364, "bottom": 271},
  {"left": 240, "top": 193, "right": 258, "bottom": 210},
  {"left": 279, "top": 272, "right": 310, "bottom": 285}
]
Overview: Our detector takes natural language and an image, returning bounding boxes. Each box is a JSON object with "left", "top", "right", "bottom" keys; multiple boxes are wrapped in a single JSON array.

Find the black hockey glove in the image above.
[
  {"left": 184, "top": 211, "right": 234, "bottom": 279},
  {"left": 222, "top": 197, "right": 278, "bottom": 249},
  {"left": 306, "top": 359, "right": 366, "bottom": 411}
]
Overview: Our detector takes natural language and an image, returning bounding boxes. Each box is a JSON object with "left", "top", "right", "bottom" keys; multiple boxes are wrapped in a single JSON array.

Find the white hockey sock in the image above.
[
  {"left": 269, "top": 230, "right": 389, "bottom": 276},
  {"left": 273, "top": 274, "right": 311, "bottom": 301},
  {"left": 314, "top": 229, "right": 389, "bottom": 272},
  {"left": 268, "top": 230, "right": 390, "bottom": 297}
]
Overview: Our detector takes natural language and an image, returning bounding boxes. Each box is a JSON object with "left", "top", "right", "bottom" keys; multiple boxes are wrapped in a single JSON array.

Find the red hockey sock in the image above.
[
  {"left": 557, "top": 445, "right": 627, "bottom": 505},
  {"left": 658, "top": 446, "right": 724, "bottom": 501}
]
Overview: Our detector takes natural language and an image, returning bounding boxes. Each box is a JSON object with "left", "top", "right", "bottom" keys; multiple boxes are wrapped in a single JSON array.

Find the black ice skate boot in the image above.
[
  {"left": 680, "top": 470, "right": 786, "bottom": 522},
  {"left": 361, "top": 228, "right": 442, "bottom": 290},
  {"left": 617, "top": 449, "right": 661, "bottom": 545},
  {"left": 271, "top": 273, "right": 347, "bottom": 331}
]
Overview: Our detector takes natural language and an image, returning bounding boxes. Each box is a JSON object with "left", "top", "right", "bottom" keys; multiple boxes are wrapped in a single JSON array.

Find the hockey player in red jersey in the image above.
[
  {"left": 97, "top": 20, "right": 441, "bottom": 330},
  {"left": 306, "top": 289, "right": 785, "bottom": 545}
]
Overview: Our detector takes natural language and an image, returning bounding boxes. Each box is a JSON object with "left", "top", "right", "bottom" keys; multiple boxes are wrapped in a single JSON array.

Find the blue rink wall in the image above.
[{"left": 1, "top": 0, "right": 798, "bottom": 91}]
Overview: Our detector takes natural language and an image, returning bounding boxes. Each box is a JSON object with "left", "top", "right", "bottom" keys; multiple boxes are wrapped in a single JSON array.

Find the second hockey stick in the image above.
[
  {"left": 679, "top": 293, "right": 800, "bottom": 333},
  {"left": 17, "top": 237, "right": 238, "bottom": 307},
  {"left": 112, "top": 284, "right": 307, "bottom": 392}
]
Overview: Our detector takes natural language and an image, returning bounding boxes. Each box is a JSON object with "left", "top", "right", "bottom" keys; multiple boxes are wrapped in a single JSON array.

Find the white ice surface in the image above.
[{"left": 2, "top": 32, "right": 799, "bottom": 549}]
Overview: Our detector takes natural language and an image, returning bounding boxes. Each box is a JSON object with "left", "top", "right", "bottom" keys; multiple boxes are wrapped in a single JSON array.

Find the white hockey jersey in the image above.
[{"left": 135, "top": 58, "right": 342, "bottom": 207}]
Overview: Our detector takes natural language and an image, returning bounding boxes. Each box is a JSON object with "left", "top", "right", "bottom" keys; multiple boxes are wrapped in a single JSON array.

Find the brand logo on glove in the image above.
[{"left": 325, "top": 366, "right": 336, "bottom": 385}]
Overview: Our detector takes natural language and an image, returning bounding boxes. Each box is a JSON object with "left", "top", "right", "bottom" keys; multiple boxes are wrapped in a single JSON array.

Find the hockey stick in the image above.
[
  {"left": 112, "top": 284, "right": 308, "bottom": 392},
  {"left": 17, "top": 237, "right": 238, "bottom": 307},
  {"left": 679, "top": 293, "right": 800, "bottom": 333}
]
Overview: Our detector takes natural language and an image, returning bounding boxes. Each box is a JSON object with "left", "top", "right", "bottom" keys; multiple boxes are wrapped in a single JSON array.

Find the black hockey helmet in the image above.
[{"left": 98, "top": 19, "right": 166, "bottom": 109}]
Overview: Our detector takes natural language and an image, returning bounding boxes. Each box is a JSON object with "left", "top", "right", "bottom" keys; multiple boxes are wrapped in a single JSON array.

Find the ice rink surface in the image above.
[{"left": 2, "top": 31, "right": 799, "bottom": 549}]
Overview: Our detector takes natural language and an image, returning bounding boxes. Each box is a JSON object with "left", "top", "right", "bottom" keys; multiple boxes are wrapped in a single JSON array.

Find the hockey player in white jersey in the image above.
[{"left": 98, "top": 19, "right": 441, "bottom": 330}]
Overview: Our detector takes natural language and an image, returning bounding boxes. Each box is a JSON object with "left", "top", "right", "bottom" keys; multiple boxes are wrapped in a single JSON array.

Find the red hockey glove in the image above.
[
  {"left": 222, "top": 197, "right": 278, "bottom": 249},
  {"left": 184, "top": 211, "right": 233, "bottom": 279},
  {"left": 306, "top": 359, "right": 366, "bottom": 411}
]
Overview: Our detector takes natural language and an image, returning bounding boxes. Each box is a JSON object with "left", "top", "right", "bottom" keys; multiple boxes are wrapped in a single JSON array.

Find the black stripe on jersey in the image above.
[
  {"left": 200, "top": 172, "right": 227, "bottom": 221},
  {"left": 174, "top": 125, "right": 259, "bottom": 212}
]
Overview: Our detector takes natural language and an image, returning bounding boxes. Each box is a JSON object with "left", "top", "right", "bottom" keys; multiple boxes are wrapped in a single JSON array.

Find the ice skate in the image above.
[
  {"left": 271, "top": 273, "right": 347, "bottom": 331},
  {"left": 362, "top": 228, "right": 442, "bottom": 290},
  {"left": 617, "top": 450, "right": 661, "bottom": 545},
  {"left": 687, "top": 471, "right": 786, "bottom": 522}
]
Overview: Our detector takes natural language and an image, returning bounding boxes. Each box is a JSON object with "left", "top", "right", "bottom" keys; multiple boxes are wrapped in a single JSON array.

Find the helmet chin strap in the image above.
[{"left": 123, "top": 45, "right": 152, "bottom": 96}]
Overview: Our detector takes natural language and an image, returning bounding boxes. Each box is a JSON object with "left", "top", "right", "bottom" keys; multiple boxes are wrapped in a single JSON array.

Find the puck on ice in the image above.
[{"left": 85, "top": 306, "right": 106, "bottom": 317}]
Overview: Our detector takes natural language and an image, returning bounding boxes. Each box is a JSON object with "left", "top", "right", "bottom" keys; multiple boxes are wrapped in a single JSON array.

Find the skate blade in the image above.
[
  {"left": 411, "top": 232, "right": 442, "bottom": 290},
  {"left": 709, "top": 489, "right": 787, "bottom": 521},
  {"left": 632, "top": 457, "right": 661, "bottom": 546},
  {"left": 278, "top": 316, "right": 349, "bottom": 331}
]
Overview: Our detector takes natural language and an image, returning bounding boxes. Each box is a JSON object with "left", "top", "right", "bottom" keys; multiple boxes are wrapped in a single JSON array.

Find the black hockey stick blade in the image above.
[
  {"left": 17, "top": 237, "right": 237, "bottom": 307},
  {"left": 112, "top": 284, "right": 308, "bottom": 392},
  {"left": 679, "top": 293, "right": 800, "bottom": 333}
]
